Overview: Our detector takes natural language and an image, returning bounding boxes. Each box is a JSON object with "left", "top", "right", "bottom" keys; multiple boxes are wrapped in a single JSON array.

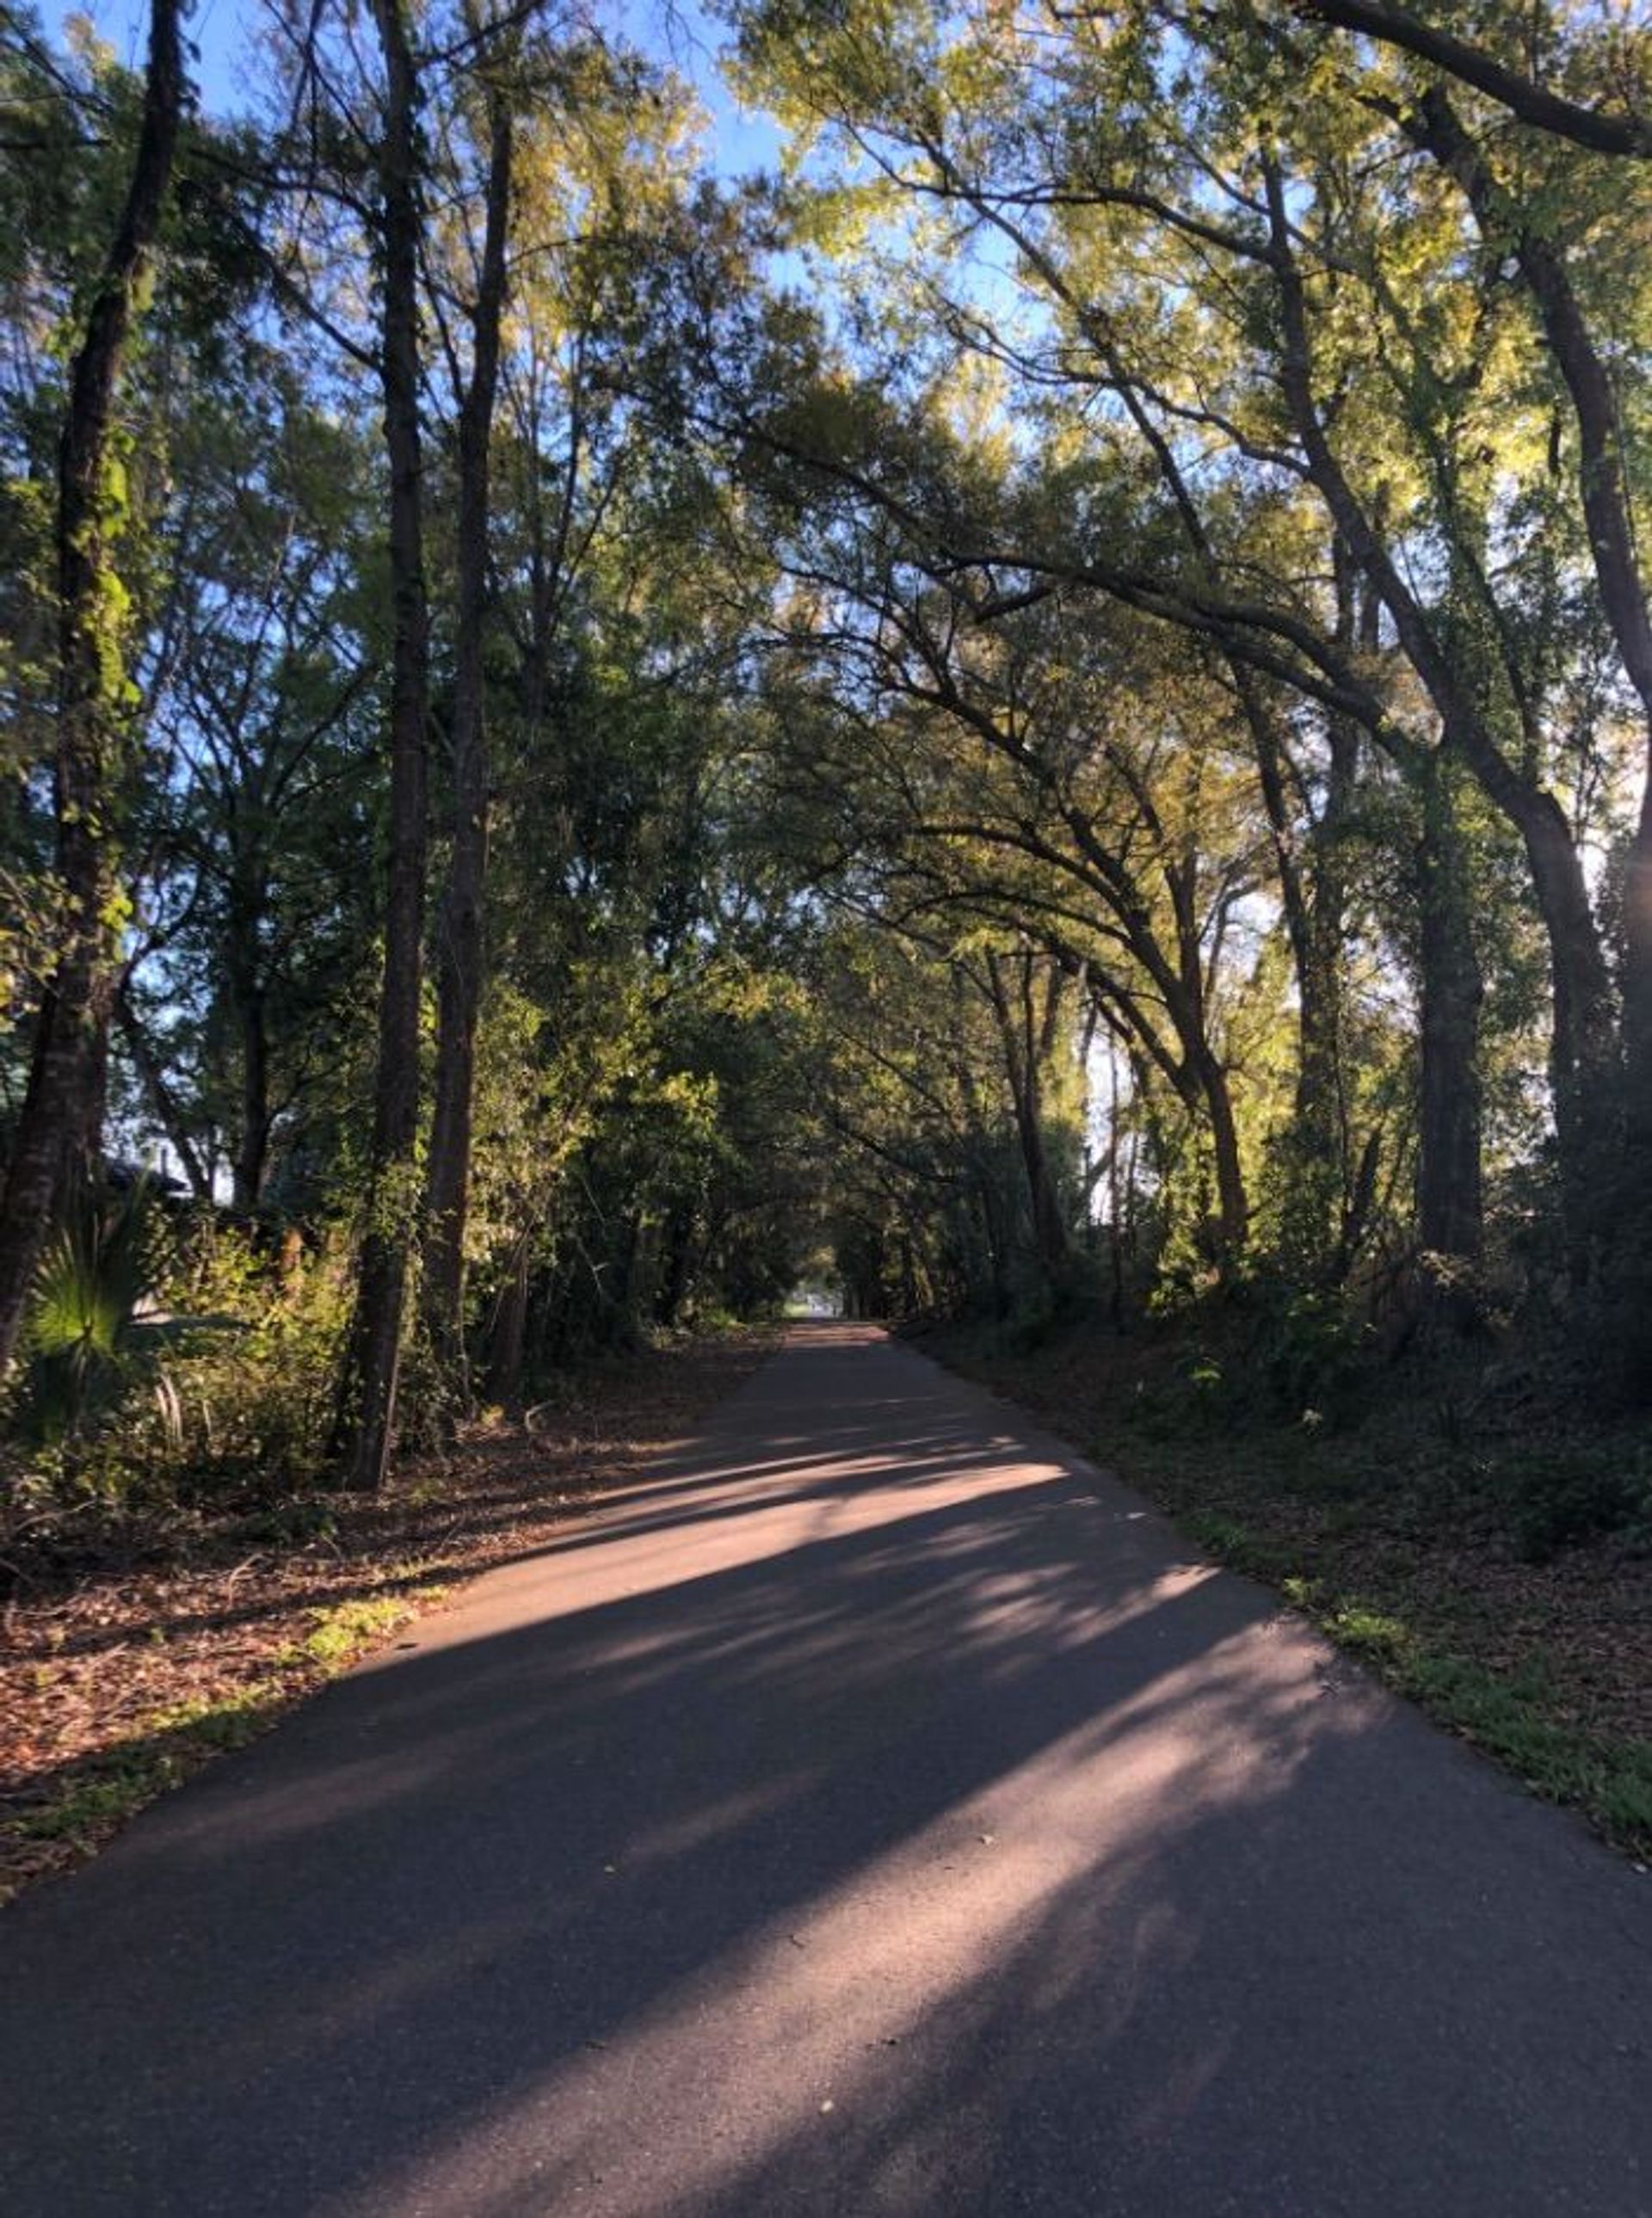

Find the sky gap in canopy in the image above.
[{"left": 73, "top": 0, "right": 785, "bottom": 169}]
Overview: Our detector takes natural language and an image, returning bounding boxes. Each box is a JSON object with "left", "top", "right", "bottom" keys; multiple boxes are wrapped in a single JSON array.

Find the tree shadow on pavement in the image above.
[{"left": 1, "top": 1328, "right": 1645, "bottom": 2218}]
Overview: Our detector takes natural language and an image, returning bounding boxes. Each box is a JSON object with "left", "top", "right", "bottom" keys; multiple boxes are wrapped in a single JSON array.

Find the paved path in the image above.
[{"left": 3, "top": 1325, "right": 1649, "bottom": 2216}]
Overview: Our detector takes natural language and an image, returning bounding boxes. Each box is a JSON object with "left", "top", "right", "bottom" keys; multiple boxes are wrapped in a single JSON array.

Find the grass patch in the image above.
[
  {"left": 15, "top": 1765, "right": 176, "bottom": 1846},
  {"left": 10, "top": 1682, "right": 287, "bottom": 1858},
  {"left": 1170, "top": 1496, "right": 1646, "bottom": 1857},
  {"left": 3, "top": 1592, "right": 441, "bottom": 1891},
  {"left": 145, "top": 1679, "right": 287, "bottom": 1748},
  {"left": 1179, "top": 1510, "right": 1299, "bottom": 1585},
  {"left": 296, "top": 1593, "right": 421, "bottom": 1668}
]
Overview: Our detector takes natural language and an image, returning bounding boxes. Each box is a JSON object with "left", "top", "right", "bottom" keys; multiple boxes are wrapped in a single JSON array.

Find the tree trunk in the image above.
[
  {"left": 1101, "top": 317, "right": 1317, "bottom": 1272},
  {"left": 0, "top": 0, "right": 184, "bottom": 1376},
  {"left": 1624, "top": 808, "right": 1652, "bottom": 1150},
  {"left": 1415, "top": 755, "right": 1485, "bottom": 1260},
  {"left": 1263, "top": 551, "right": 1361, "bottom": 1277},
  {"left": 987, "top": 952, "right": 1073, "bottom": 1297},
  {"left": 115, "top": 988, "right": 212, "bottom": 1202},
  {"left": 1300, "top": 0, "right": 1652, "bottom": 160},
  {"left": 1520, "top": 795, "right": 1622, "bottom": 1259},
  {"left": 331, "top": 0, "right": 430, "bottom": 1489},
  {"left": 976, "top": 1173, "right": 1012, "bottom": 1317},
  {"left": 1196, "top": 1048, "right": 1251, "bottom": 1263},
  {"left": 655, "top": 1202, "right": 697, "bottom": 1327},
  {"left": 897, "top": 1232, "right": 920, "bottom": 1317},
  {"left": 421, "top": 63, "right": 515, "bottom": 1409},
  {"left": 231, "top": 981, "right": 270, "bottom": 1216},
  {"left": 484, "top": 1229, "right": 531, "bottom": 1410},
  {"left": 224, "top": 848, "right": 272, "bottom": 1213},
  {"left": 949, "top": 966, "right": 1011, "bottom": 1315}
]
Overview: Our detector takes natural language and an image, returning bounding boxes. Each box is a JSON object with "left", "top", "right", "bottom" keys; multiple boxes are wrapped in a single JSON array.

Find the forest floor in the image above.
[
  {"left": 0, "top": 1328, "right": 776, "bottom": 1906},
  {"left": 918, "top": 1315, "right": 1652, "bottom": 1861}
]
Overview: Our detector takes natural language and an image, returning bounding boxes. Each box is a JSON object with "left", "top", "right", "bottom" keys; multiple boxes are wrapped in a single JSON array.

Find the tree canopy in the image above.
[{"left": 3, "top": 0, "right": 1650, "bottom": 1486}]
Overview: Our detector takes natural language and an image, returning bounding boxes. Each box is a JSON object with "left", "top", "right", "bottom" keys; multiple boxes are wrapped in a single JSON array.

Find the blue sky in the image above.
[{"left": 73, "top": 0, "right": 785, "bottom": 174}]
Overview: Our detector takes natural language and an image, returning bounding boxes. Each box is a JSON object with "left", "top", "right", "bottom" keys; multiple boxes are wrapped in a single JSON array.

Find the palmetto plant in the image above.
[{"left": 22, "top": 1180, "right": 174, "bottom": 1444}]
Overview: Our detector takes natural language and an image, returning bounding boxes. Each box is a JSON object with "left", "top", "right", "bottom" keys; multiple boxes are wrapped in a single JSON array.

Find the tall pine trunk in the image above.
[
  {"left": 484, "top": 1229, "right": 531, "bottom": 1408},
  {"left": 331, "top": 0, "right": 430, "bottom": 1489},
  {"left": 0, "top": 0, "right": 184, "bottom": 1377},
  {"left": 421, "top": 72, "right": 514, "bottom": 1411},
  {"left": 231, "top": 981, "right": 270, "bottom": 1216},
  {"left": 228, "top": 874, "right": 271, "bottom": 1214}
]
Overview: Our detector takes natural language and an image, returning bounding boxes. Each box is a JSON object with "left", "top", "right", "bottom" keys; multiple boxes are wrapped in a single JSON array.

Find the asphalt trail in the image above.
[{"left": 2, "top": 1323, "right": 1648, "bottom": 2216}]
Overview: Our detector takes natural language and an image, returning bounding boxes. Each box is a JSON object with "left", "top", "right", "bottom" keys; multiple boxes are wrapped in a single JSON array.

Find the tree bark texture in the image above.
[
  {"left": 986, "top": 953, "right": 1074, "bottom": 1298},
  {"left": 1296, "top": 0, "right": 1652, "bottom": 157},
  {"left": 1410, "top": 87, "right": 1652, "bottom": 1207}
]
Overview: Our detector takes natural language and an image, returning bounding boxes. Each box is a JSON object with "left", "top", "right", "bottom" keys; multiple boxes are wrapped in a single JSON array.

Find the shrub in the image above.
[
  {"left": 1504, "top": 1443, "right": 1652, "bottom": 1562},
  {"left": 5, "top": 1216, "right": 352, "bottom": 1545},
  {"left": 114, "top": 1222, "right": 351, "bottom": 1505}
]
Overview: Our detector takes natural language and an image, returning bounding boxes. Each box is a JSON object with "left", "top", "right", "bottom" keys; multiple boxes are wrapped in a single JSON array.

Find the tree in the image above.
[
  {"left": 420, "top": 8, "right": 516, "bottom": 1409},
  {"left": 1287, "top": 1, "right": 1652, "bottom": 158},
  {"left": 0, "top": 0, "right": 187, "bottom": 1376},
  {"left": 330, "top": 0, "right": 433, "bottom": 1488},
  {"left": 126, "top": 354, "right": 379, "bottom": 1213},
  {"left": 729, "top": 0, "right": 1648, "bottom": 1273}
]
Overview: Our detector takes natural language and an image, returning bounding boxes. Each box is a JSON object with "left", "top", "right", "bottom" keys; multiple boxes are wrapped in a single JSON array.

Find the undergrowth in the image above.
[{"left": 2, "top": 1205, "right": 354, "bottom": 1580}]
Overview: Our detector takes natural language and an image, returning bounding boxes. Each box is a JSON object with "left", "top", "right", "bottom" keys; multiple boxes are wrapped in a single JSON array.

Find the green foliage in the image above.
[
  {"left": 7, "top": 1217, "right": 349, "bottom": 1528},
  {"left": 1180, "top": 1509, "right": 1299, "bottom": 1584},
  {"left": 21, "top": 1180, "right": 163, "bottom": 1441},
  {"left": 124, "top": 1226, "right": 351, "bottom": 1502},
  {"left": 1232, "top": 1276, "right": 1372, "bottom": 1426},
  {"left": 291, "top": 1594, "right": 412, "bottom": 1668},
  {"left": 6, "top": 1581, "right": 442, "bottom": 1882},
  {"left": 1503, "top": 1444, "right": 1652, "bottom": 1563}
]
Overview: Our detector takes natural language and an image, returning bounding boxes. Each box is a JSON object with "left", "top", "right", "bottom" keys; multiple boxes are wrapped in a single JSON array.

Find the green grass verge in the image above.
[
  {"left": 3, "top": 1581, "right": 446, "bottom": 1889},
  {"left": 1278, "top": 1562, "right": 1652, "bottom": 1851}
]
